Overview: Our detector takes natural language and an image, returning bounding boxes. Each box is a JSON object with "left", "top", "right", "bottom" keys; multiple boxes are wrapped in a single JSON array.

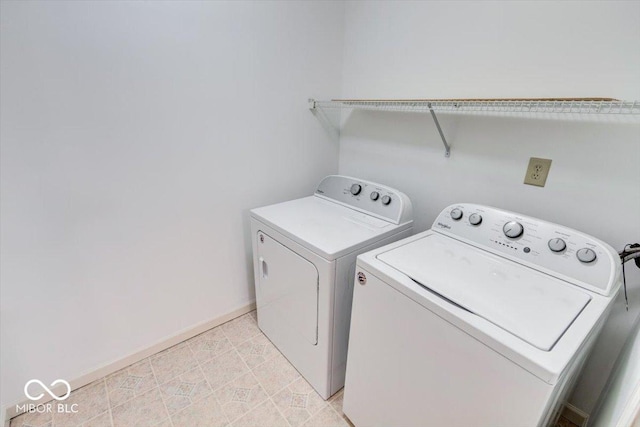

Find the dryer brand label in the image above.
[{"left": 436, "top": 222, "right": 451, "bottom": 229}]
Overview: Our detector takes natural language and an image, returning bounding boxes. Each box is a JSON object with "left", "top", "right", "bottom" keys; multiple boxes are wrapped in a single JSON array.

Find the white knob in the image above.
[
  {"left": 503, "top": 221, "right": 524, "bottom": 238},
  {"left": 469, "top": 213, "right": 482, "bottom": 226},
  {"left": 450, "top": 208, "right": 463, "bottom": 220},
  {"left": 576, "top": 248, "right": 597, "bottom": 263},
  {"left": 381, "top": 195, "right": 392, "bottom": 205},
  {"left": 350, "top": 184, "right": 362, "bottom": 195},
  {"left": 548, "top": 238, "right": 566, "bottom": 252},
  {"left": 370, "top": 191, "right": 380, "bottom": 201}
]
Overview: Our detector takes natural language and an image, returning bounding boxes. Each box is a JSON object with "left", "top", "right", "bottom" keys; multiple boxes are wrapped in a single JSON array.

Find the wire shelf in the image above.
[
  {"left": 312, "top": 98, "right": 640, "bottom": 115},
  {"left": 308, "top": 98, "right": 640, "bottom": 158}
]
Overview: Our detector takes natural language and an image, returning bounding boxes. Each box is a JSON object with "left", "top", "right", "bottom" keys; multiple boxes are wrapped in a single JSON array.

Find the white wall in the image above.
[
  {"left": 0, "top": 0, "right": 344, "bottom": 409},
  {"left": 339, "top": 0, "right": 640, "bottom": 414}
]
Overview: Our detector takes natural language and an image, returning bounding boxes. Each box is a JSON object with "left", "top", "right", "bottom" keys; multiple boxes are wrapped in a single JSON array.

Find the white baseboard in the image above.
[{"left": 3, "top": 301, "right": 256, "bottom": 423}]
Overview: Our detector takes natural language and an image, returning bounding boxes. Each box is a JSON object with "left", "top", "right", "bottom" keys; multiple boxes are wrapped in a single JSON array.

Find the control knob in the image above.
[
  {"left": 370, "top": 191, "right": 380, "bottom": 201},
  {"left": 350, "top": 184, "right": 362, "bottom": 196},
  {"left": 503, "top": 221, "right": 524, "bottom": 238},
  {"left": 381, "top": 195, "right": 392, "bottom": 205},
  {"left": 450, "top": 208, "right": 463, "bottom": 220},
  {"left": 469, "top": 213, "right": 482, "bottom": 226},
  {"left": 548, "top": 238, "right": 566, "bottom": 253},
  {"left": 576, "top": 248, "right": 597, "bottom": 263}
]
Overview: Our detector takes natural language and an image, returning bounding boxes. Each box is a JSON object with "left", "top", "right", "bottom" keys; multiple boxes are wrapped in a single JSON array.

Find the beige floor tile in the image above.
[
  {"left": 187, "top": 326, "right": 233, "bottom": 364},
  {"left": 10, "top": 410, "right": 52, "bottom": 427},
  {"left": 158, "top": 367, "right": 212, "bottom": 415},
  {"left": 53, "top": 380, "right": 109, "bottom": 426},
  {"left": 231, "top": 400, "right": 288, "bottom": 427},
  {"left": 110, "top": 388, "right": 168, "bottom": 427},
  {"left": 327, "top": 390, "right": 354, "bottom": 427},
  {"left": 328, "top": 389, "right": 344, "bottom": 417},
  {"left": 221, "top": 313, "right": 261, "bottom": 346},
  {"left": 200, "top": 349, "right": 249, "bottom": 391},
  {"left": 235, "top": 333, "right": 279, "bottom": 369},
  {"left": 214, "top": 372, "right": 269, "bottom": 422},
  {"left": 170, "top": 394, "right": 228, "bottom": 427},
  {"left": 152, "top": 419, "right": 173, "bottom": 427},
  {"left": 302, "top": 405, "right": 348, "bottom": 427},
  {"left": 251, "top": 353, "right": 301, "bottom": 396},
  {"left": 279, "top": 406, "right": 311, "bottom": 427},
  {"left": 81, "top": 410, "right": 112, "bottom": 427},
  {"left": 14, "top": 310, "right": 366, "bottom": 427},
  {"left": 105, "top": 358, "right": 157, "bottom": 407},
  {"left": 271, "top": 377, "right": 326, "bottom": 426},
  {"left": 150, "top": 342, "right": 199, "bottom": 385}
]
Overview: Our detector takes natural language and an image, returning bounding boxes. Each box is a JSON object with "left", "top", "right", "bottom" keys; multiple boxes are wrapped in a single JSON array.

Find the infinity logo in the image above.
[{"left": 24, "top": 379, "right": 71, "bottom": 401}]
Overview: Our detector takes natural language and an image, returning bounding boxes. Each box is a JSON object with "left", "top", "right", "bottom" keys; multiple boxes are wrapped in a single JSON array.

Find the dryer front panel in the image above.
[{"left": 256, "top": 231, "right": 319, "bottom": 345}]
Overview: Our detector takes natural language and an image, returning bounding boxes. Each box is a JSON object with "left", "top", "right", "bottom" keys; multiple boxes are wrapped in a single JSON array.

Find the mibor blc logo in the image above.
[
  {"left": 24, "top": 379, "right": 71, "bottom": 401},
  {"left": 17, "top": 379, "right": 79, "bottom": 414}
]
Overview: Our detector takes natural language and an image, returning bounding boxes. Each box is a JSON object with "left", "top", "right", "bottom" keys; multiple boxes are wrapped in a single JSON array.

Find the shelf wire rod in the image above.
[{"left": 427, "top": 102, "right": 451, "bottom": 158}]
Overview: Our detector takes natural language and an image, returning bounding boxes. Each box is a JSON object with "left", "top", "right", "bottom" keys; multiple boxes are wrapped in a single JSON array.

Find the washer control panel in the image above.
[
  {"left": 433, "top": 203, "right": 619, "bottom": 296},
  {"left": 315, "top": 175, "right": 412, "bottom": 225}
]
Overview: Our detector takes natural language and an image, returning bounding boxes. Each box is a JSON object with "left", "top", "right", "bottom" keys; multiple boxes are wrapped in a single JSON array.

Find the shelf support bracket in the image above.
[
  {"left": 308, "top": 98, "right": 339, "bottom": 139},
  {"left": 428, "top": 103, "right": 451, "bottom": 157}
]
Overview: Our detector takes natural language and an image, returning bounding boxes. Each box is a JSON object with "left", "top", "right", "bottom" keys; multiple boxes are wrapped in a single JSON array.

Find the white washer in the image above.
[
  {"left": 344, "top": 203, "right": 621, "bottom": 427},
  {"left": 250, "top": 175, "right": 413, "bottom": 399}
]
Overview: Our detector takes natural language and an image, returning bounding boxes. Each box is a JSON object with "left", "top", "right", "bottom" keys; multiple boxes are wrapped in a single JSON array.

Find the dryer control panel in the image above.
[
  {"left": 432, "top": 203, "right": 620, "bottom": 296},
  {"left": 314, "top": 175, "right": 413, "bottom": 225}
]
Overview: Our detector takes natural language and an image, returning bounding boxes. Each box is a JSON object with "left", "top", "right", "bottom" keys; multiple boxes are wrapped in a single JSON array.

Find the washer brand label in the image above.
[{"left": 436, "top": 222, "right": 451, "bottom": 229}]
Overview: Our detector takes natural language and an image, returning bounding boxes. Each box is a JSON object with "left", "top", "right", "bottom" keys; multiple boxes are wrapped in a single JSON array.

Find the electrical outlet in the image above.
[{"left": 524, "top": 157, "right": 552, "bottom": 187}]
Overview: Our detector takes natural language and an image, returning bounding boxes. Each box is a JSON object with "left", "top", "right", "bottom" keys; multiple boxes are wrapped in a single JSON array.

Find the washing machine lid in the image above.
[
  {"left": 251, "top": 196, "right": 409, "bottom": 260},
  {"left": 377, "top": 233, "right": 591, "bottom": 351}
]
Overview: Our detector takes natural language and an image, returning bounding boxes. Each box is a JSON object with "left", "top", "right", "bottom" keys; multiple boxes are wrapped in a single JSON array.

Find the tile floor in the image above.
[
  {"left": 9, "top": 310, "right": 579, "bottom": 427},
  {"left": 10, "top": 311, "right": 351, "bottom": 427}
]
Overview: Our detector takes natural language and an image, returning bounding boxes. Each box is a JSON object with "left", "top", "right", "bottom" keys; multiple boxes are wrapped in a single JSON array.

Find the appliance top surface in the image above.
[
  {"left": 251, "top": 196, "right": 410, "bottom": 260},
  {"left": 250, "top": 176, "right": 413, "bottom": 260},
  {"left": 357, "top": 203, "right": 621, "bottom": 382},
  {"left": 377, "top": 233, "right": 591, "bottom": 351}
]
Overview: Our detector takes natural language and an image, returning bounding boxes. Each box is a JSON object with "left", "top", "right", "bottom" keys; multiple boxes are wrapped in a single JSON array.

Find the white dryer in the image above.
[
  {"left": 344, "top": 203, "right": 621, "bottom": 427},
  {"left": 250, "top": 175, "right": 413, "bottom": 399}
]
